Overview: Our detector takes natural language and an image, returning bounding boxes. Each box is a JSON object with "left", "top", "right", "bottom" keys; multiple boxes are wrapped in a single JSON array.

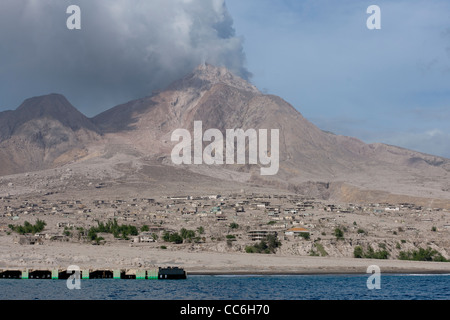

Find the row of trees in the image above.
[
  {"left": 398, "top": 247, "right": 448, "bottom": 262},
  {"left": 8, "top": 219, "right": 46, "bottom": 235},
  {"left": 87, "top": 219, "right": 139, "bottom": 243},
  {"left": 354, "top": 245, "right": 448, "bottom": 262},
  {"left": 354, "top": 245, "right": 389, "bottom": 259}
]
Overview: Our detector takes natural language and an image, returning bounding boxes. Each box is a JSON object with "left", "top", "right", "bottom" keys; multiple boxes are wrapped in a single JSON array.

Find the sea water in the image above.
[{"left": 0, "top": 274, "right": 449, "bottom": 300}]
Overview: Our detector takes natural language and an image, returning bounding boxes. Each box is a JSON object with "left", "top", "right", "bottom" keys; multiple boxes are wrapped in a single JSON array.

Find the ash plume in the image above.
[{"left": 0, "top": 0, "right": 250, "bottom": 116}]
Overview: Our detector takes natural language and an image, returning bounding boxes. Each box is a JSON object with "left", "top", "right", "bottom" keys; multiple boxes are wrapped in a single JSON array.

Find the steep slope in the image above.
[
  {"left": 93, "top": 64, "right": 450, "bottom": 201},
  {"left": 1, "top": 65, "right": 449, "bottom": 204}
]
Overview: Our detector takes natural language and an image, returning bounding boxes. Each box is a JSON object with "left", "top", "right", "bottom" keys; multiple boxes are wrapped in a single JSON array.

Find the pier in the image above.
[{"left": 0, "top": 267, "right": 187, "bottom": 280}]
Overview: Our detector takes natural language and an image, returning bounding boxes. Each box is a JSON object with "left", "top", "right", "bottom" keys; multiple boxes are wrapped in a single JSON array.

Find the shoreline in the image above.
[
  {"left": 2, "top": 240, "right": 450, "bottom": 277},
  {"left": 1, "top": 269, "right": 450, "bottom": 277},
  {"left": 186, "top": 270, "right": 450, "bottom": 276}
]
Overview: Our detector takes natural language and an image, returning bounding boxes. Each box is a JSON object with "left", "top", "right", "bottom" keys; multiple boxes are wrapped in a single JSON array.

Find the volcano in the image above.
[{"left": 1, "top": 64, "right": 449, "bottom": 205}]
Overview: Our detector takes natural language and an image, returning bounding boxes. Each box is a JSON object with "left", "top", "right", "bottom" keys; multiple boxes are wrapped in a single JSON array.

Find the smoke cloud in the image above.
[{"left": 0, "top": 0, "right": 250, "bottom": 116}]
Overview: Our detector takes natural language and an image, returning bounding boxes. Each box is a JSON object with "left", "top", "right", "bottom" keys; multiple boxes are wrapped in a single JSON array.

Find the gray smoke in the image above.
[{"left": 0, "top": 0, "right": 250, "bottom": 116}]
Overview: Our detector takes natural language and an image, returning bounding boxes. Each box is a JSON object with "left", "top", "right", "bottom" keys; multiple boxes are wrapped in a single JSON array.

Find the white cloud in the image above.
[{"left": 382, "top": 129, "right": 450, "bottom": 159}]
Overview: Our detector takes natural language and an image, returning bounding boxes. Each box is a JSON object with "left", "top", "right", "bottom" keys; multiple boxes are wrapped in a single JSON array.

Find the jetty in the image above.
[{"left": 0, "top": 267, "right": 187, "bottom": 280}]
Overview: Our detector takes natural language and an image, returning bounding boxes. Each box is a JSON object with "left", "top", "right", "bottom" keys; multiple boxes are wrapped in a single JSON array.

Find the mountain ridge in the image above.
[{"left": 0, "top": 64, "right": 449, "bottom": 205}]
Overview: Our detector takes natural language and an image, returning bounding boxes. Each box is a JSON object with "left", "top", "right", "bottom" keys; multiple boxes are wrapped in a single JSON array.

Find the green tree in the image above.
[
  {"left": 334, "top": 228, "right": 344, "bottom": 240},
  {"left": 354, "top": 246, "right": 364, "bottom": 258},
  {"left": 169, "top": 232, "right": 183, "bottom": 244},
  {"left": 299, "top": 232, "right": 310, "bottom": 240},
  {"left": 229, "top": 222, "right": 239, "bottom": 229},
  {"left": 180, "top": 228, "right": 196, "bottom": 241},
  {"left": 196, "top": 226, "right": 205, "bottom": 235},
  {"left": 162, "top": 231, "right": 171, "bottom": 242},
  {"left": 245, "top": 246, "right": 258, "bottom": 253},
  {"left": 87, "top": 227, "right": 98, "bottom": 241},
  {"left": 267, "top": 234, "right": 281, "bottom": 253}
]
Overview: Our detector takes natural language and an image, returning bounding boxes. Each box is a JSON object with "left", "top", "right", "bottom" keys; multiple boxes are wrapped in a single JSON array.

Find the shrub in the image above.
[
  {"left": 180, "top": 228, "right": 196, "bottom": 240},
  {"left": 371, "top": 249, "right": 389, "bottom": 259},
  {"left": 162, "top": 231, "right": 171, "bottom": 242},
  {"left": 354, "top": 246, "right": 364, "bottom": 258},
  {"left": 169, "top": 232, "right": 183, "bottom": 244},
  {"left": 299, "top": 232, "right": 310, "bottom": 240},
  {"left": 163, "top": 230, "right": 186, "bottom": 244},
  {"left": 245, "top": 234, "right": 281, "bottom": 254},
  {"left": 196, "top": 226, "right": 205, "bottom": 234},
  {"left": 245, "top": 246, "right": 258, "bottom": 253},
  {"left": 354, "top": 245, "right": 389, "bottom": 259},
  {"left": 365, "top": 245, "right": 389, "bottom": 259},
  {"left": 87, "top": 228, "right": 98, "bottom": 241},
  {"left": 398, "top": 247, "right": 448, "bottom": 262},
  {"left": 229, "top": 222, "right": 239, "bottom": 229},
  {"left": 334, "top": 228, "right": 344, "bottom": 240}
]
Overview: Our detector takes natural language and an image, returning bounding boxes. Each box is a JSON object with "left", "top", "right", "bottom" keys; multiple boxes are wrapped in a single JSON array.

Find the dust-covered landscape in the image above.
[
  {"left": 1, "top": 64, "right": 449, "bottom": 275},
  {"left": 2, "top": 4, "right": 450, "bottom": 311}
]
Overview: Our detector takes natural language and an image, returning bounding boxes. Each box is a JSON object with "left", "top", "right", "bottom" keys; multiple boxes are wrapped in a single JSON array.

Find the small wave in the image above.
[
  {"left": 405, "top": 274, "right": 450, "bottom": 277},
  {"left": 212, "top": 274, "right": 266, "bottom": 278}
]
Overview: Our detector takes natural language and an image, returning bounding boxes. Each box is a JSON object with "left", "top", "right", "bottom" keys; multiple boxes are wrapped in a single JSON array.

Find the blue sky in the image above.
[{"left": 226, "top": 0, "right": 450, "bottom": 158}]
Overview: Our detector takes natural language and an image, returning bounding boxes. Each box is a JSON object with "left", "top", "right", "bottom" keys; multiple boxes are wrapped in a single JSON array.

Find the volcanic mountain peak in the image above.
[{"left": 168, "top": 63, "right": 259, "bottom": 94}]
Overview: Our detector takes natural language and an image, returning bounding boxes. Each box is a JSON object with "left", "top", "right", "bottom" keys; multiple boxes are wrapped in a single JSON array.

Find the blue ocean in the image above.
[{"left": 0, "top": 274, "right": 449, "bottom": 300}]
